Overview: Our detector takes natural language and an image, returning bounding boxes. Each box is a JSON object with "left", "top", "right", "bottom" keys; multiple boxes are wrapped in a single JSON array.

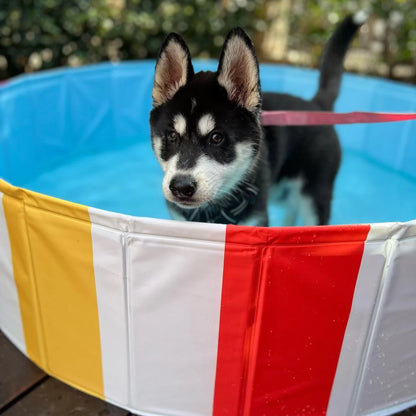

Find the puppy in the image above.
[{"left": 149, "top": 13, "right": 365, "bottom": 226}]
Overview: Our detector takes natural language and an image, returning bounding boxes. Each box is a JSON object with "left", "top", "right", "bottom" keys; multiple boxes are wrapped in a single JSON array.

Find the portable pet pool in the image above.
[{"left": 0, "top": 61, "right": 416, "bottom": 416}]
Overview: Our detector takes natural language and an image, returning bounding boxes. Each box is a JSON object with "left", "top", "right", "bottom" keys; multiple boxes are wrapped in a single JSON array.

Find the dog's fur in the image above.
[{"left": 149, "top": 14, "right": 365, "bottom": 226}]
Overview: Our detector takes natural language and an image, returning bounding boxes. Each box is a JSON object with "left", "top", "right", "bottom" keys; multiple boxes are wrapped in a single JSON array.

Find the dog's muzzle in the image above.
[{"left": 169, "top": 174, "right": 197, "bottom": 201}]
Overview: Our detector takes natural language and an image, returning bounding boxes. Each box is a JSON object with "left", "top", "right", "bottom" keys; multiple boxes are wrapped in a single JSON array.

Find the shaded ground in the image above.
[{"left": 1, "top": 331, "right": 415, "bottom": 416}]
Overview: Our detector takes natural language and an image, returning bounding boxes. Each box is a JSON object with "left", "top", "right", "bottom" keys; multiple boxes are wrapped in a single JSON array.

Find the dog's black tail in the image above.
[{"left": 312, "top": 11, "right": 367, "bottom": 111}]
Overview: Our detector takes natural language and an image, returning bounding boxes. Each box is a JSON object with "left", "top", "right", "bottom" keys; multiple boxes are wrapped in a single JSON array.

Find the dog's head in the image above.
[{"left": 149, "top": 28, "right": 262, "bottom": 209}]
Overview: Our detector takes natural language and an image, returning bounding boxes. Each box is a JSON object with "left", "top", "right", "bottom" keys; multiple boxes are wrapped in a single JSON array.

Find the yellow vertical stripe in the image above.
[{"left": 1, "top": 180, "right": 104, "bottom": 398}]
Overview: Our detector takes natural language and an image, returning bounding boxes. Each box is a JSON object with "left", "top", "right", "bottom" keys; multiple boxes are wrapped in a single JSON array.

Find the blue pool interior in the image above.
[{"left": 0, "top": 61, "right": 415, "bottom": 226}]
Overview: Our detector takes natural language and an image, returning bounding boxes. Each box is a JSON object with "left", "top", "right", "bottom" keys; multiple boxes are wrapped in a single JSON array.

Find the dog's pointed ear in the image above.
[
  {"left": 217, "top": 28, "right": 261, "bottom": 113},
  {"left": 152, "top": 33, "right": 194, "bottom": 107}
]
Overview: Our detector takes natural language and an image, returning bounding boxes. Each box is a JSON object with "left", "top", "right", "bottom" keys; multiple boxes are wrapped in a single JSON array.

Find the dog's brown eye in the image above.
[
  {"left": 167, "top": 131, "right": 180, "bottom": 142},
  {"left": 209, "top": 132, "right": 224, "bottom": 145}
]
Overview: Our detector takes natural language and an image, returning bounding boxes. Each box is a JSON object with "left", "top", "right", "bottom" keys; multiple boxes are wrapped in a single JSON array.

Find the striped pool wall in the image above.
[{"left": 1, "top": 178, "right": 416, "bottom": 416}]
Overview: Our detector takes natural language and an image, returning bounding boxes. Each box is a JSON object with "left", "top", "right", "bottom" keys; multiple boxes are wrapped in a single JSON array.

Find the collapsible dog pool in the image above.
[{"left": 1, "top": 61, "right": 416, "bottom": 416}]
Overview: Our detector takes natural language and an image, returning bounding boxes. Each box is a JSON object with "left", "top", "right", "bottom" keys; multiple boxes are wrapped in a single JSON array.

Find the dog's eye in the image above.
[
  {"left": 167, "top": 131, "right": 180, "bottom": 142},
  {"left": 208, "top": 132, "right": 224, "bottom": 146}
]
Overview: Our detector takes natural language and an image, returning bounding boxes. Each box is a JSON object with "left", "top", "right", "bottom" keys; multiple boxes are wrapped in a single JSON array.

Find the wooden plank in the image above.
[
  {"left": 0, "top": 331, "right": 47, "bottom": 411},
  {"left": 2, "top": 377, "right": 130, "bottom": 416},
  {"left": 2, "top": 329, "right": 414, "bottom": 416}
]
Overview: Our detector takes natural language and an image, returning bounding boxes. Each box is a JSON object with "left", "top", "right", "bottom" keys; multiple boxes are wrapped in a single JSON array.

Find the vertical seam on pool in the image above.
[
  {"left": 122, "top": 230, "right": 133, "bottom": 409},
  {"left": 22, "top": 190, "right": 49, "bottom": 370},
  {"left": 240, "top": 244, "right": 267, "bottom": 416}
]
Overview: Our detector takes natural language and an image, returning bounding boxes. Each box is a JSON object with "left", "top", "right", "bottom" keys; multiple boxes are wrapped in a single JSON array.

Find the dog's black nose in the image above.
[{"left": 169, "top": 175, "right": 197, "bottom": 199}]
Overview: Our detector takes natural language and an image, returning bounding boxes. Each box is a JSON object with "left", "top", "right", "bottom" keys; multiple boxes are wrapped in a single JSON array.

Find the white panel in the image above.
[
  {"left": 328, "top": 221, "right": 416, "bottom": 416},
  {"left": 127, "top": 222, "right": 226, "bottom": 416},
  {"left": 0, "top": 192, "right": 26, "bottom": 352},
  {"left": 90, "top": 208, "right": 129, "bottom": 406},
  {"left": 355, "top": 221, "right": 416, "bottom": 415},
  {"left": 327, "top": 224, "right": 387, "bottom": 416}
]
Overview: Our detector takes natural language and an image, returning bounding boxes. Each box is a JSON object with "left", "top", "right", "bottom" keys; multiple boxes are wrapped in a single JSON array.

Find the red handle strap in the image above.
[{"left": 261, "top": 111, "right": 416, "bottom": 126}]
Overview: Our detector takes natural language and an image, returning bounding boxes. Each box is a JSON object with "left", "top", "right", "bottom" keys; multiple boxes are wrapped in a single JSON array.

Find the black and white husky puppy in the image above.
[{"left": 149, "top": 13, "right": 366, "bottom": 226}]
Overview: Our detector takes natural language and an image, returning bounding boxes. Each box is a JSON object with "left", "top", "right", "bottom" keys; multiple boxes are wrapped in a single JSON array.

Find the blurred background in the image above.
[{"left": 0, "top": 0, "right": 415, "bottom": 84}]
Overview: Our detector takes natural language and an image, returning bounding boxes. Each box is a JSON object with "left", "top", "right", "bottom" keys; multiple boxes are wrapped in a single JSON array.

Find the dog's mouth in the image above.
[{"left": 169, "top": 197, "right": 206, "bottom": 209}]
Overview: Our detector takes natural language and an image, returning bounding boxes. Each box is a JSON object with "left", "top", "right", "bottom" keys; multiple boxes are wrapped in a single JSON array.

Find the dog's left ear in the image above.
[
  {"left": 217, "top": 28, "right": 261, "bottom": 113},
  {"left": 152, "top": 33, "right": 194, "bottom": 107}
]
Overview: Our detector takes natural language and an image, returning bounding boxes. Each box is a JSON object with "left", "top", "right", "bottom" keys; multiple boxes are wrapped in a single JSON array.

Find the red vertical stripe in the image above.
[
  {"left": 213, "top": 224, "right": 370, "bottom": 416},
  {"left": 212, "top": 228, "right": 262, "bottom": 416}
]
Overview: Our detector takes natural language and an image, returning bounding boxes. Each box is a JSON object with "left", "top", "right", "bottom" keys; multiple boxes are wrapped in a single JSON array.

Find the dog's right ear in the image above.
[{"left": 152, "top": 33, "right": 194, "bottom": 107}]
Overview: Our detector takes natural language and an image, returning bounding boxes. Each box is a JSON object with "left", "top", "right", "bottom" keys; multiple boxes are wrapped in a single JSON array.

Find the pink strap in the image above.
[{"left": 261, "top": 111, "right": 416, "bottom": 126}]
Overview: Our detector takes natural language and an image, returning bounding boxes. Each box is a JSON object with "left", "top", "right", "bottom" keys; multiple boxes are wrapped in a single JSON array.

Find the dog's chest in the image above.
[{"left": 168, "top": 182, "right": 260, "bottom": 225}]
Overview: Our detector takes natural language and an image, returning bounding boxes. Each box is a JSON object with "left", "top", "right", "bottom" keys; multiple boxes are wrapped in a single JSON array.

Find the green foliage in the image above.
[
  {"left": 0, "top": 0, "right": 414, "bottom": 81},
  {"left": 0, "top": 0, "right": 266, "bottom": 80},
  {"left": 287, "top": 0, "right": 416, "bottom": 70}
]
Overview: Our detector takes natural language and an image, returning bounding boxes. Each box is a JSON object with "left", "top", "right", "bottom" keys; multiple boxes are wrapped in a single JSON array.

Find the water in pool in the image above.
[{"left": 21, "top": 140, "right": 416, "bottom": 226}]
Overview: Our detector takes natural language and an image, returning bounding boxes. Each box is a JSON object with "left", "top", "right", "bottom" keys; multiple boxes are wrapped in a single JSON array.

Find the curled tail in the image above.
[{"left": 312, "top": 11, "right": 367, "bottom": 111}]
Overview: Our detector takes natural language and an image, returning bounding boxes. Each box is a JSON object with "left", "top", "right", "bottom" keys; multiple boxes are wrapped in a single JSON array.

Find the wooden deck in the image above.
[
  {"left": 1, "top": 330, "right": 415, "bottom": 416},
  {"left": 0, "top": 331, "right": 130, "bottom": 416}
]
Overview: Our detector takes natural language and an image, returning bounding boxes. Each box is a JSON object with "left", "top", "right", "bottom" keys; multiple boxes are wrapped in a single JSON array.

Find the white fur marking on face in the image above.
[
  {"left": 152, "top": 135, "right": 167, "bottom": 171},
  {"left": 197, "top": 114, "right": 216, "bottom": 136},
  {"left": 161, "top": 142, "right": 254, "bottom": 207},
  {"left": 173, "top": 114, "right": 187, "bottom": 136},
  {"left": 189, "top": 142, "right": 254, "bottom": 202},
  {"left": 162, "top": 154, "right": 180, "bottom": 198}
]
